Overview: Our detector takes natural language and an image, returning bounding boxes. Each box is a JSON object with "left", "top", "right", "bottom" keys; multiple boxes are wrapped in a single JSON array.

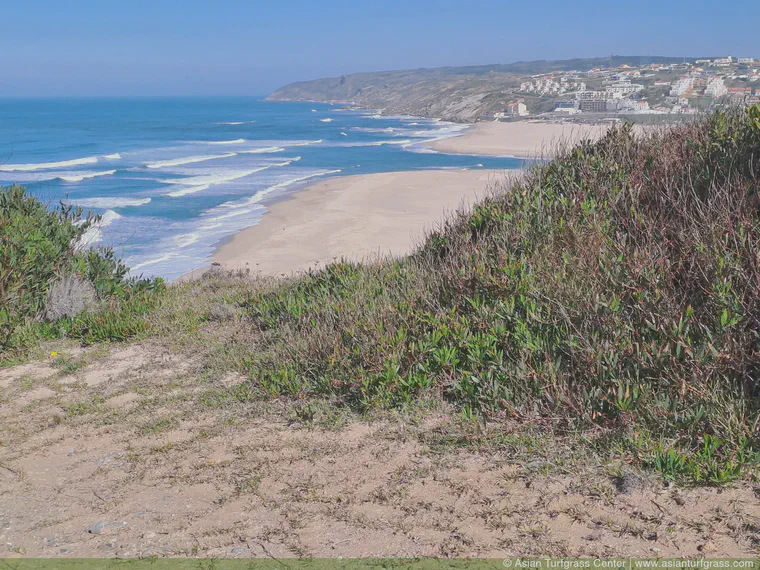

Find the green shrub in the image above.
[{"left": 0, "top": 185, "right": 164, "bottom": 352}]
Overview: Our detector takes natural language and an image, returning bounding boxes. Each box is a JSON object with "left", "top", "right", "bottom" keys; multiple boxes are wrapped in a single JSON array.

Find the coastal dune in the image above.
[{"left": 212, "top": 169, "right": 505, "bottom": 276}]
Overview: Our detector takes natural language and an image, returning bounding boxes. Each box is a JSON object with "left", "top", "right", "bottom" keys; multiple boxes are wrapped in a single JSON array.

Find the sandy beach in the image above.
[
  {"left": 205, "top": 120, "right": 608, "bottom": 278},
  {"left": 211, "top": 169, "right": 508, "bottom": 276},
  {"left": 433, "top": 120, "right": 609, "bottom": 158}
]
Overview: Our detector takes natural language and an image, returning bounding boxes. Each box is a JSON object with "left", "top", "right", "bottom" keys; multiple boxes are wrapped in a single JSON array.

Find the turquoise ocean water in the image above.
[{"left": 0, "top": 97, "right": 523, "bottom": 280}]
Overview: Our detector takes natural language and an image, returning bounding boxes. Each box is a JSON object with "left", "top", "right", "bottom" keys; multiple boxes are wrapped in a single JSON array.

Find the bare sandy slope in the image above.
[
  {"left": 1, "top": 342, "right": 759, "bottom": 557},
  {"left": 211, "top": 169, "right": 509, "bottom": 277},
  {"left": 433, "top": 121, "right": 611, "bottom": 158}
]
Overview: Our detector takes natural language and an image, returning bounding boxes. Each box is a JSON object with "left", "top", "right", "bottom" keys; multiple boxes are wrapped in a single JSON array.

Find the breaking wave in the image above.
[
  {"left": 207, "top": 138, "right": 246, "bottom": 145},
  {"left": 0, "top": 156, "right": 98, "bottom": 172},
  {"left": 75, "top": 210, "right": 122, "bottom": 249},
  {"left": 164, "top": 159, "right": 299, "bottom": 197},
  {"left": 71, "top": 197, "right": 152, "bottom": 208},
  {"left": 239, "top": 146, "right": 285, "bottom": 154},
  {"left": 145, "top": 153, "right": 237, "bottom": 169},
  {"left": 58, "top": 170, "right": 117, "bottom": 182}
]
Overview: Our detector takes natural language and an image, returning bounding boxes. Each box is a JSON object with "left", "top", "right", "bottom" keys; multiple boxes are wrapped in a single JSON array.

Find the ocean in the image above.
[{"left": 0, "top": 97, "right": 523, "bottom": 280}]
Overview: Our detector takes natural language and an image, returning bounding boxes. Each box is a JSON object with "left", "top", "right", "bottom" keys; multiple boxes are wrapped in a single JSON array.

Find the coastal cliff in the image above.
[{"left": 267, "top": 56, "right": 694, "bottom": 122}]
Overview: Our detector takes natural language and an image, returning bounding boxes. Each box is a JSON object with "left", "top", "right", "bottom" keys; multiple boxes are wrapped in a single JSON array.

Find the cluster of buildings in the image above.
[
  {"left": 518, "top": 77, "right": 586, "bottom": 96},
  {"left": 552, "top": 78, "right": 649, "bottom": 115},
  {"left": 494, "top": 99, "right": 529, "bottom": 118},
  {"left": 666, "top": 69, "right": 759, "bottom": 112},
  {"left": 489, "top": 57, "right": 759, "bottom": 121},
  {"left": 555, "top": 96, "right": 650, "bottom": 115},
  {"left": 696, "top": 56, "right": 755, "bottom": 67}
]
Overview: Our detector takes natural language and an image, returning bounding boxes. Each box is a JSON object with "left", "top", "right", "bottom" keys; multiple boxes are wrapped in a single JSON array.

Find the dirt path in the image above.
[{"left": 1, "top": 342, "right": 758, "bottom": 558}]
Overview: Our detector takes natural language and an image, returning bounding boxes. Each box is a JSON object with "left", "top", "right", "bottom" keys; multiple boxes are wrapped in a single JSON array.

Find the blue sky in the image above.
[{"left": 2, "top": 0, "right": 758, "bottom": 96}]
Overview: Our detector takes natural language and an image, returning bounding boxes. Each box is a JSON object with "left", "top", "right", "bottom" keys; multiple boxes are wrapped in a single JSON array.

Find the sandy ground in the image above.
[
  {"left": 1, "top": 341, "right": 758, "bottom": 558},
  {"left": 210, "top": 169, "right": 509, "bottom": 277},
  {"left": 433, "top": 121, "right": 610, "bottom": 158}
]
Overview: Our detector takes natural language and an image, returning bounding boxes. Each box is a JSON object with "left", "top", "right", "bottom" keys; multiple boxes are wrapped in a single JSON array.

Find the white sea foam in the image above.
[
  {"left": 351, "top": 127, "right": 395, "bottom": 133},
  {"left": 71, "top": 197, "right": 152, "bottom": 208},
  {"left": 320, "top": 118, "right": 333, "bottom": 123},
  {"left": 128, "top": 169, "right": 342, "bottom": 278},
  {"left": 104, "top": 153, "right": 122, "bottom": 159},
  {"left": 58, "top": 169, "right": 117, "bottom": 183},
  {"left": 146, "top": 153, "right": 237, "bottom": 169},
  {"left": 339, "top": 139, "right": 413, "bottom": 148},
  {"left": 164, "top": 159, "right": 298, "bottom": 197},
  {"left": 75, "top": 210, "right": 122, "bottom": 249},
  {"left": 340, "top": 132, "right": 348, "bottom": 136},
  {"left": 211, "top": 169, "right": 343, "bottom": 214},
  {"left": 89, "top": 209, "right": 122, "bottom": 228},
  {"left": 217, "top": 121, "right": 244, "bottom": 125},
  {"left": 239, "top": 146, "right": 285, "bottom": 154},
  {"left": 207, "top": 139, "right": 246, "bottom": 145},
  {"left": 130, "top": 252, "right": 177, "bottom": 272},
  {"left": 285, "top": 139, "right": 322, "bottom": 147},
  {"left": 0, "top": 156, "right": 98, "bottom": 172},
  {"left": 165, "top": 184, "right": 211, "bottom": 198}
]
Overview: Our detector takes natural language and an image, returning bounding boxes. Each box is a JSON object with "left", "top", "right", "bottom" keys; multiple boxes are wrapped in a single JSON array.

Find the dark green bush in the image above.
[{"left": 0, "top": 185, "right": 164, "bottom": 351}]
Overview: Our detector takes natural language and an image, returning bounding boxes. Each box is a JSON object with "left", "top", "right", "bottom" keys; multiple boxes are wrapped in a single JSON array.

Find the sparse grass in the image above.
[
  {"left": 150, "top": 108, "right": 760, "bottom": 484},
  {"left": 6, "top": 108, "right": 760, "bottom": 487},
  {"left": 51, "top": 355, "right": 87, "bottom": 376},
  {"left": 139, "top": 417, "right": 178, "bottom": 436},
  {"left": 64, "top": 395, "right": 105, "bottom": 418}
]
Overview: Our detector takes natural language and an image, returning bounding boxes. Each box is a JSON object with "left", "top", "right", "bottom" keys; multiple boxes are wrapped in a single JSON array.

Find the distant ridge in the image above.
[{"left": 268, "top": 55, "right": 702, "bottom": 122}]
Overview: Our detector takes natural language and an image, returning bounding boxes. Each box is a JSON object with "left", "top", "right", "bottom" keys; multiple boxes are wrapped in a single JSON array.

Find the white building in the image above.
[
  {"left": 706, "top": 77, "right": 728, "bottom": 97},
  {"left": 606, "top": 81, "right": 644, "bottom": 98},
  {"left": 714, "top": 56, "right": 735, "bottom": 66},
  {"left": 554, "top": 106, "right": 581, "bottom": 115},
  {"left": 669, "top": 77, "right": 694, "bottom": 96},
  {"left": 519, "top": 76, "right": 585, "bottom": 96},
  {"left": 739, "top": 58, "right": 755, "bottom": 64},
  {"left": 507, "top": 101, "right": 529, "bottom": 117},
  {"left": 613, "top": 99, "right": 650, "bottom": 112},
  {"left": 495, "top": 101, "right": 529, "bottom": 118},
  {"left": 578, "top": 90, "right": 608, "bottom": 101}
]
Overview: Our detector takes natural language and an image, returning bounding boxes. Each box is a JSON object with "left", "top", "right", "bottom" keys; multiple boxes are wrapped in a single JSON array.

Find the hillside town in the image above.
[{"left": 493, "top": 56, "right": 759, "bottom": 120}]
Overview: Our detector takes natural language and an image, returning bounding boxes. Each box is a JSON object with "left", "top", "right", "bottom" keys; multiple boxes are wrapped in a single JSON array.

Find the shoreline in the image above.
[
  {"left": 198, "top": 168, "right": 510, "bottom": 278},
  {"left": 184, "top": 118, "right": 609, "bottom": 280}
]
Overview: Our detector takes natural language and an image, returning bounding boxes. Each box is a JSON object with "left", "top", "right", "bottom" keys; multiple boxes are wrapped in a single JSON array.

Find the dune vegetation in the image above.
[
  {"left": 3, "top": 107, "right": 760, "bottom": 486},
  {"left": 0, "top": 185, "right": 163, "bottom": 350}
]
